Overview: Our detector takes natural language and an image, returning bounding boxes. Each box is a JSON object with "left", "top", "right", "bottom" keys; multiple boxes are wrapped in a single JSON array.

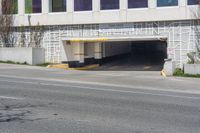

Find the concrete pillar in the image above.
[
  {"left": 120, "top": 0, "right": 127, "bottom": 10},
  {"left": 73, "top": 42, "right": 85, "bottom": 63},
  {"left": 180, "top": 0, "right": 187, "bottom": 7},
  {"left": 94, "top": 43, "right": 102, "bottom": 59},
  {"left": 68, "top": 0, "right": 74, "bottom": 13},
  {"left": 93, "top": 0, "right": 100, "bottom": 11},
  {"left": 18, "top": 0, "right": 25, "bottom": 15},
  {"left": 149, "top": 0, "right": 156, "bottom": 9},
  {"left": 42, "top": 0, "right": 49, "bottom": 14}
]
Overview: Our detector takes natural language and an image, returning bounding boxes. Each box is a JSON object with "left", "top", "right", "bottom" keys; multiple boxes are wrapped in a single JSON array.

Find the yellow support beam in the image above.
[
  {"left": 47, "top": 64, "right": 99, "bottom": 70},
  {"left": 70, "top": 38, "right": 108, "bottom": 43},
  {"left": 47, "top": 64, "right": 69, "bottom": 70}
]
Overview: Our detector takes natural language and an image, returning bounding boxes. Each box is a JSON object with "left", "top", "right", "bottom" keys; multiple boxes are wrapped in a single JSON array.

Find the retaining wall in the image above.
[{"left": 0, "top": 48, "right": 45, "bottom": 65}]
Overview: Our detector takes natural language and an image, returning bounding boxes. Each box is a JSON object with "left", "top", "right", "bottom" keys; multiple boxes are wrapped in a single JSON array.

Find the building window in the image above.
[
  {"left": 157, "top": 0, "right": 178, "bottom": 7},
  {"left": 74, "top": 0, "right": 92, "bottom": 11},
  {"left": 128, "top": 0, "right": 148, "bottom": 8},
  {"left": 50, "top": 0, "right": 66, "bottom": 12},
  {"left": 100, "top": 0, "right": 119, "bottom": 10},
  {"left": 188, "top": 0, "right": 199, "bottom": 5},
  {"left": 13, "top": 0, "right": 18, "bottom": 14},
  {"left": 25, "top": 0, "right": 42, "bottom": 13},
  {"left": 1, "top": 0, "right": 18, "bottom": 14}
]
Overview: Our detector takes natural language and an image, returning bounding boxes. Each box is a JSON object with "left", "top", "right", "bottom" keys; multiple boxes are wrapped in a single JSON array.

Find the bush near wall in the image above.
[{"left": 173, "top": 68, "right": 200, "bottom": 78}]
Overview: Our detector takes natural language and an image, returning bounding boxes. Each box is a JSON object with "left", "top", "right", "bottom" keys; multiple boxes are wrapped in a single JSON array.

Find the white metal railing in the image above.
[{"left": 15, "top": 20, "right": 196, "bottom": 65}]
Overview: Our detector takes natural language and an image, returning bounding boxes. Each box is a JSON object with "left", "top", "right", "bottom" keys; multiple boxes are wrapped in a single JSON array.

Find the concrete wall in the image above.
[
  {"left": 184, "top": 64, "right": 200, "bottom": 74},
  {"left": 0, "top": 0, "right": 197, "bottom": 26},
  {"left": 0, "top": 48, "right": 45, "bottom": 65},
  {"left": 104, "top": 42, "right": 132, "bottom": 57}
]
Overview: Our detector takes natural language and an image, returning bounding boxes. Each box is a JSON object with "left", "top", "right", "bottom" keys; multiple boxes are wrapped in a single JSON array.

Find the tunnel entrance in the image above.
[{"left": 97, "top": 40, "right": 167, "bottom": 71}]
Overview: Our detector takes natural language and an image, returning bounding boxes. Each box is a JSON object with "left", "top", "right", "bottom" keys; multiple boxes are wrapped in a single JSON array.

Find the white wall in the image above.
[
  {"left": 3, "top": 0, "right": 197, "bottom": 26},
  {"left": 0, "top": 48, "right": 45, "bottom": 65},
  {"left": 61, "top": 41, "right": 75, "bottom": 62}
]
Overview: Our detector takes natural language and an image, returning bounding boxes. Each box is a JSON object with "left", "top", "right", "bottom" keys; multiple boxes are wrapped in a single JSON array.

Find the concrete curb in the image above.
[
  {"left": 68, "top": 64, "right": 100, "bottom": 70},
  {"left": 47, "top": 64, "right": 99, "bottom": 70},
  {"left": 47, "top": 64, "right": 69, "bottom": 70}
]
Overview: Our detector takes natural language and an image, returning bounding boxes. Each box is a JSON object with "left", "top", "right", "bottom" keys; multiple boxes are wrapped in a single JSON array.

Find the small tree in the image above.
[
  {"left": 0, "top": 0, "right": 16, "bottom": 47},
  {"left": 29, "top": 23, "right": 45, "bottom": 48},
  {"left": 19, "top": 25, "right": 26, "bottom": 47},
  {"left": 27, "top": 15, "right": 44, "bottom": 48}
]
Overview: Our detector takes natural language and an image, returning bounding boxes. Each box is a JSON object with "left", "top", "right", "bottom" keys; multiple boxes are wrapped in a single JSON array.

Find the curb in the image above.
[
  {"left": 47, "top": 64, "right": 99, "bottom": 70},
  {"left": 47, "top": 64, "right": 69, "bottom": 70},
  {"left": 68, "top": 64, "right": 100, "bottom": 70}
]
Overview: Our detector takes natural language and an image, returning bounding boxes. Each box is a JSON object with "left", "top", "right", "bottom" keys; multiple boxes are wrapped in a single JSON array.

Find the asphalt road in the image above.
[{"left": 0, "top": 64, "right": 200, "bottom": 133}]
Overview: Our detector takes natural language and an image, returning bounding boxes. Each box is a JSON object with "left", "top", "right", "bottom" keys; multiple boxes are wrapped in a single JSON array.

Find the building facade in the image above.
[{"left": 0, "top": 0, "right": 199, "bottom": 68}]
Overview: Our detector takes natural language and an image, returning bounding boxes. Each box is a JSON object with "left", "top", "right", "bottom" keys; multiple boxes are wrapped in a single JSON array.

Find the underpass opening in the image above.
[{"left": 98, "top": 40, "right": 167, "bottom": 71}]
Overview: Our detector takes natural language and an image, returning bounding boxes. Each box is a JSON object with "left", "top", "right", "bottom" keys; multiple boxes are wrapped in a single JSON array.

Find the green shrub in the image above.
[
  {"left": 0, "top": 60, "right": 16, "bottom": 64},
  {"left": 173, "top": 68, "right": 200, "bottom": 78},
  {"left": 0, "top": 60, "right": 29, "bottom": 65},
  {"left": 173, "top": 68, "right": 184, "bottom": 76},
  {"left": 187, "top": 60, "right": 194, "bottom": 64},
  {"left": 36, "top": 63, "right": 51, "bottom": 67},
  {"left": 0, "top": 60, "right": 51, "bottom": 67}
]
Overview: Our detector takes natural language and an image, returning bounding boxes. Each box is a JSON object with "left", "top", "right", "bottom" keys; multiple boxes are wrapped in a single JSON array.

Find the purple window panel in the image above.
[
  {"left": 100, "top": 0, "right": 119, "bottom": 10},
  {"left": 33, "top": 0, "right": 41, "bottom": 13},
  {"left": 74, "top": 0, "right": 92, "bottom": 11},
  {"left": 188, "top": 0, "right": 199, "bottom": 5},
  {"left": 128, "top": 0, "right": 148, "bottom": 8}
]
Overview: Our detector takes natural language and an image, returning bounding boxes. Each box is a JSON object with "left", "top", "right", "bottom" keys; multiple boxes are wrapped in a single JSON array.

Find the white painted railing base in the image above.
[
  {"left": 163, "top": 59, "right": 176, "bottom": 76},
  {"left": 184, "top": 64, "right": 200, "bottom": 75}
]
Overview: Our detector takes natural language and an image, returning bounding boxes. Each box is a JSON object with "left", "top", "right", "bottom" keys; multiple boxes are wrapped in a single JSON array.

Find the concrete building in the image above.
[{"left": 0, "top": 0, "right": 199, "bottom": 69}]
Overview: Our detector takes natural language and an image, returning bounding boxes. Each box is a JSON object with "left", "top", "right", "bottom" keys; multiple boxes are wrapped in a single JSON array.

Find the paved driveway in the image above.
[{"left": 92, "top": 53, "right": 165, "bottom": 71}]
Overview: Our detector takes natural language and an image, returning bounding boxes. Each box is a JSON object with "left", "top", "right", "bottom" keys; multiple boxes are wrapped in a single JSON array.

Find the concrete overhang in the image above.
[{"left": 63, "top": 36, "right": 168, "bottom": 43}]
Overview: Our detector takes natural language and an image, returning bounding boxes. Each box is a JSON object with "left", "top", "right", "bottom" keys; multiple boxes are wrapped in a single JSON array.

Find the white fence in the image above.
[{"left": 184, "top": 64, "right": 200, "bottom": 74}]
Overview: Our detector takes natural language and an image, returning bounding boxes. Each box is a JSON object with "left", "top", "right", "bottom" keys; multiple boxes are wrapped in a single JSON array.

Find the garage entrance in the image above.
[{"left": 97, "top": 40, "right": 167, "bottom": 71}]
